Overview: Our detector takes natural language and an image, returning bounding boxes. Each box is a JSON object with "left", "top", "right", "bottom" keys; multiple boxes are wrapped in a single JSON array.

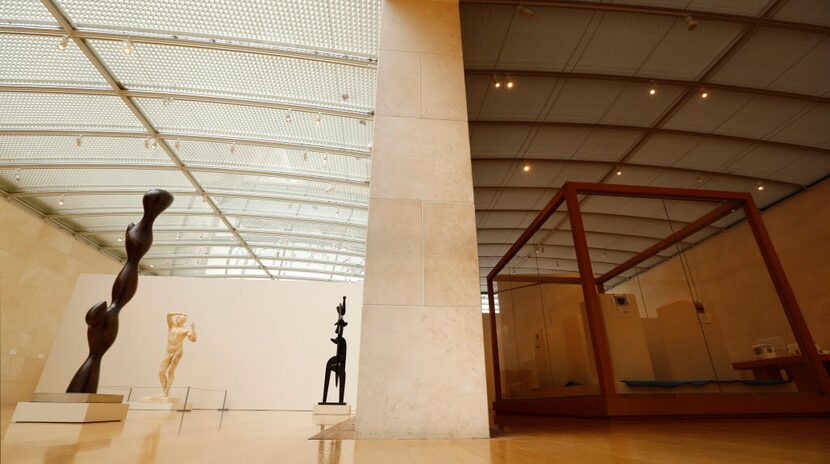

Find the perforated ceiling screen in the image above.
[{"left": 0, "top": 0, "right": 380, "bottom": 282}]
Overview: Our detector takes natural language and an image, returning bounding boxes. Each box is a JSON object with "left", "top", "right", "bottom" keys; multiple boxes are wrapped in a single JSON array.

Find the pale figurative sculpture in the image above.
[
  {"left": 66, "top": 189, "right": 174, "bottom": 394},
  {"left": 158, "top": 312, "right": 197, "bottom": 398},
  {"left": 321, "top": 296, "right": 348, "bottom": 405}
]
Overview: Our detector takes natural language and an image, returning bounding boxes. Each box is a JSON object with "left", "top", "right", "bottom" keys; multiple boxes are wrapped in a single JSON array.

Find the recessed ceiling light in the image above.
[{"left": 523, "top": 164, "right": 531, "bottom": 172}]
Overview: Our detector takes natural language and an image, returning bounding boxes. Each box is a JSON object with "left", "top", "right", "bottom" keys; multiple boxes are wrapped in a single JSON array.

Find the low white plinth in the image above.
[
  {"left": 129, "top": 401, "right": 192, "bottom": 411},
  {"left": 312, "top": 414, "right": 351, "bottom": 425},
  {"left": 313, "top": 403, "right": 350, "bottom": 415},
  {"left": 12, "top": 402, "right": 128, "bottom": 423}
]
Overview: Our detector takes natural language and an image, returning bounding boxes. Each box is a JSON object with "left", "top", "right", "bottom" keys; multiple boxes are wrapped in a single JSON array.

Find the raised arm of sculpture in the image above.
[{"left": 66, "top": 189, "right": 174, "bottom": 394}]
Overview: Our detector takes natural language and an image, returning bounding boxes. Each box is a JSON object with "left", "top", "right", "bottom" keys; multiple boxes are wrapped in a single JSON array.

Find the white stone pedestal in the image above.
[
  {"left": 13, "top": 400, "right": 128, "bottom": 423},
  {"left": 312, "top": 403, "right": 351, "bottom": 425}
]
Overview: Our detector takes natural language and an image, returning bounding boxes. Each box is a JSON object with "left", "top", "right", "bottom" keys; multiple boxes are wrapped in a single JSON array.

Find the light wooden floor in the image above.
[{"left": 2, "top": 406, "right": 829, "bottom": 463}]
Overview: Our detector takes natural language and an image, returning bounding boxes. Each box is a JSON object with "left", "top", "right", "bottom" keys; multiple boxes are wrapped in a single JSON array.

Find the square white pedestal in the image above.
[
  {"left": 12, "top": 402, "right": 128, "bottom": 423},
  {"left": 313, "top": 404, "right": 350, "bottom": 415}
]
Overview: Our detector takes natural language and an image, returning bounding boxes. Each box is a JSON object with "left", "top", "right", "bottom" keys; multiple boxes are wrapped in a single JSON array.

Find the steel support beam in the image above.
[
  {"left": 459, "top": 0, "right": 830, "bottom": 35},
  {"left": 0, "top": 84, "right": 372, "bottom": 120},
  {"left": 0, "top": 129, "right": 372, "bottom": 159},
  {"left": 80, "top": 227, "right": 366, "bottom": 245},
  {"left": 0, "top": 25, "right": 376, "bottom": 68}
]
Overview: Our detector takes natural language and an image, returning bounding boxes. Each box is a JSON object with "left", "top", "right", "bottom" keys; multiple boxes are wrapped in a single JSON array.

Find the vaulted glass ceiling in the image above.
[{"left": 0, "top": 0, "right": 381, "bottom": 281}]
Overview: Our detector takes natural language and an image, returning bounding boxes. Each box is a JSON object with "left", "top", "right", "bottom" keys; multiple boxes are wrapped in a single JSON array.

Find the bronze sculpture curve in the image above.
[{"left": 66, "top": 189, "right": 174, "bottom": 393}]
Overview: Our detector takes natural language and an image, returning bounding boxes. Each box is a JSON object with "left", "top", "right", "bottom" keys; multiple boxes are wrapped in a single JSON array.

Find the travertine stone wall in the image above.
[
  {"left": 355, "top": 0, "right": 490, "bottom": 439},
  {"left": 0, "top": 197, "right": 120, "bottom": 405}
]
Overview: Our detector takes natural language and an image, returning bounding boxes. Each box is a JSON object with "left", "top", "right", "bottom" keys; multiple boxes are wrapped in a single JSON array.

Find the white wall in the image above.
[{"left": 37, "top": 274, "right": 362, "bottom": 410}]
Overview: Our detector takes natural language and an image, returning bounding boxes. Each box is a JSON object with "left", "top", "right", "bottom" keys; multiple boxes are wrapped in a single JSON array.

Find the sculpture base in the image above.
[
  {"left": 313, "top": 403, "right": 350, "bottom": 415},
  {"left": 31, "top": 392, "right": 123, "bottom": 403},
  {"left": 13, "top": 401, "right": 128, "bottom": 423}
]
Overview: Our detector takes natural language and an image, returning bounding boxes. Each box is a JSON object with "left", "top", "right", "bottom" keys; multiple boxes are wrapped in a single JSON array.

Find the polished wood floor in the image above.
[{"left": 2, "top": 406, "right": 829, "bottom": 463}]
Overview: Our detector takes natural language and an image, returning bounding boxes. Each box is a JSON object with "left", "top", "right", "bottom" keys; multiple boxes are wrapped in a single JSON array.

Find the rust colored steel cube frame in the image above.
[{"left": 485, "top": 182, "right": 830, "bottom": 417}]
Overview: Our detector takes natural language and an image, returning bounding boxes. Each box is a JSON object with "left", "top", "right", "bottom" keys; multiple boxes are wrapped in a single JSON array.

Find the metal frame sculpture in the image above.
[
  {"left": 320, "top": 296, "right": 348, "bottom": 405},
  {"left": 66, "top": 189, "right": 174, "bottom": 393},
  {"left": 486, "top": 181, "right": 830, "bottom": 417}
]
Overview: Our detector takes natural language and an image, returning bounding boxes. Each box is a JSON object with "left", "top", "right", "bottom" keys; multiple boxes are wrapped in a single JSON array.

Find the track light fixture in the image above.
[
  {"left": 57, "top": 35, "right": 70, "bottom": 50},
  {"left": 695, "top": 172, "right": 703, "bottom": 183},
  {"left": 144, "top": 137, "right": 157, "bottom": 149},
  {"left": 686, "top": 14, "right": 699, "bottom": 31},
  {"left": 120, "top": 39, "right": 135, "bottom": 55},
  {"left": 284, "top": 110, "right": 293, "bottom": 123},
  {"left": 615, "top": 166, "right": 623, "bottom": 176},
  {"left": 14, "top": 169, "right": 21, "bottom": 181},
  {"left": 230, "top": 143, "right": 236, "bottom": 155},
  {"left": 756, "top": 180, "right": 765, "bottom": 191},
  {"left": 700, "top": 89, "right": 709, "bottom": 99},
  {"left": 314, "top": 113, "right": 322, "bottom": 126},
  {"left": 517, "top": 3, "right": 535, "bottom": 17},
  {"left": 322, "top": 154, "right": 328, "bottom": 165},
  {"left": 649, "top": 81, "right": 657, "bottom": 95},
  {"left": 506, "top": 79, "right": 515, "bottom": 89},
  {"left": 75, "top": 134, "right": 83, "bottom": 147},
  {"left": 58, "top": 196, "right": 65, "bottom": 206}
]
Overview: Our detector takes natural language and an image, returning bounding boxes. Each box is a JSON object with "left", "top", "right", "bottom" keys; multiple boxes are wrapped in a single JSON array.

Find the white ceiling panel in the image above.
[
  {"left": 0, "top": 135, "right": 174, "bottom": 166},
  {"left": 0, "top": 0, "right": 58, "bottom": 26},
  {"left": 0, "top": 92, "right": 143, "bottom": 130},
  {"left": 710, "top": 27, "right": 827, "bottom": 93},
  {"left": 0, "top": 34, "right": 109, "bottom": 87},
  {"left": 772, "top": 0, "right": 830, "bottom": 28}
]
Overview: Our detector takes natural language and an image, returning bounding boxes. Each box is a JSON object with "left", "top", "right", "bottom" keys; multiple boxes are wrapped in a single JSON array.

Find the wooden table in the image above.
[{"left": 732, "top": 354, "right": 830, "bottom": 382}]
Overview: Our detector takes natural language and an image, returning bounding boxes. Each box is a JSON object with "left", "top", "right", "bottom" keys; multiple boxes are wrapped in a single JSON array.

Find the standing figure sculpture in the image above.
[
  {"left": 66, "top": 189, "right": 174, "bottom": 393},
  {"left": 158, "top": 312, "right": 197, "bottom": 398},
  {"left": 321, "top": 296, "right": 347, "bottom": 405}
]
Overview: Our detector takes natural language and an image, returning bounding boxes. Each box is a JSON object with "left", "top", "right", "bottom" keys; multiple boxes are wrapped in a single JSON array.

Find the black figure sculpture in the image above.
[
  {"left": 320, "top": 296, "right": 348, "bottom": 405},
  {"left": 66, "top": 189, "right": 174, "bottom": 393}
]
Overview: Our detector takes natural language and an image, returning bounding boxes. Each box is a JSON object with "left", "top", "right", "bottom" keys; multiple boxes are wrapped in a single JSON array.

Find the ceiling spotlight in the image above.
[
  {"left": 163, "top": 97, "right": 173, "bottom": 107},
  {"left": 756, "top": 180, "right": 765, "bottom": 191},
  {"left": 58, "top": 196, "right": 65, "bottom": 206},
  {"left": 284, "top": 110, "right": 293, "bottom": 123},
  {"left": 506, "top": 79, "right": 515, "bottom": 89},
  {"left": 75, "top": 134, "right": 83, "bottom": 147},
  {"left": 150, "top": 264, "right": 155, "bottom": 268},
  {"left": 174, "top": 139, "right": 181, "bottom": 149},
  {"left": 700, "top": 89, "right": 709, "bottom": 99},
  {"left": 198, "top": 233, "right": 204, "bottom": 240},
  {"left": 686, "top": 14, "right": 699, "bottom": 31},
  {"left": 57, "top": 35, "right": 70, "bottom": 50},
  {"left": 322, "top": 154, "right": 328, "bottom": 165},
  {"left": 359, "top": 119, "right": 367, "bottom": 126},
  {"left": 341, "top": 94, "right": 350, "bottom": 102},
  {"left": 325, "top": 184, "right": 336, "bottom": 193},
  {"left": 523, "top": 164, "right": 531, "bottom": 172},
  {"left": 144, "top": 137, "right": 157, "bottom": 149},
  {"left": 649, "top": 81, "right": 657, "bottom": 95},
  {"left": 14, "top": 169, "right": 21, "bottom": 181},
  {"left": 695, "top": 172, "right": 703, "bottom": 183},
  {"left": 493, "top": 79, "right": 502, "bottom": 89},
  {"left": 120, "top": 39, "right": 135, "bottom": 55},
  {"left": 303, "top": 151, "right": 309, "bottom": 162},
  {"left": 176, "top": 232, "right": 182, "bottom": 240},
  {"left": 615, "top": 167, "right": 623, "bottom": 176},
  {"left": 314, "top": 113, "right": 322, "bottom": 126},
  {"left": 117, "top": 237, "right": 123, "bottom": 242},
  {"left": 201, "top": 195, "right": 207, "bottom": 204},
  {"left": 517, "top": 3, "right": 535, "bottom": 17},
  {"left": 230, "top": 143, "right": 236, "bottom": 155}
]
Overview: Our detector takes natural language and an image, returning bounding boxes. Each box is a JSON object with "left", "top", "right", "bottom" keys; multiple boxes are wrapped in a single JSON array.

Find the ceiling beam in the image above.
[
  {"left": 143, "top": 254, "right": 365, "bottom": 270},
  {"left": 468, "top": 121, "right": 830, "bottom": 156},
  {"left": 8, "top": 189, "right": 369, "bottom": 211},
  {"left": 477, "top": 226, "right": 699, "bottom": 244},
  {"left": 465, "top": 70, "right": 830, "bottom": 105},
  {"left": 0, "top": 163, "right": 369, "bottom": 188},
  {"left": 80, "top": 227, "right": 366, "bottom": 245},
  {"left": 0, "top": 25, "right": 376, "bottom": 68},
  {"left": 477, "top": 241, "right": 660, "bottom": 258},
  {"left": 470, "top": 157, "right": 802, "bottom": 189},
  {"left": 476, "top": 208, "right": 722, "bottom": 229},
  {"left": 49, "top": 210, "right": 367, "bottom": 230},
  {"left": 0, "top": 129, "right": 372, "bottom": 159},
  {"left": 0, "top": 85, "right": 372, "bottom": 120},
  {"left": 458, "top": 0, "right": 830, "bottom": 35},
  {"left": 136, "top": 242, "right": 365, "bottom": 257},
  {"left": 39, "top": 0, "right": 274, "bottom": 278},
  {"left": 153, "top": 264, "right": 361, "bottom": 279}
]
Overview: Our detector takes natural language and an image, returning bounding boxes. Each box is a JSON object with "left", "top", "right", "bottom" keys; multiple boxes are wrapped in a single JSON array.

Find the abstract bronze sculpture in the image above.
[
  {"left": 66, "top": 189, "right": 174, "bottom": 393},
  {"left": 320, "top": 296, "right": 347, "bottom": 405}
]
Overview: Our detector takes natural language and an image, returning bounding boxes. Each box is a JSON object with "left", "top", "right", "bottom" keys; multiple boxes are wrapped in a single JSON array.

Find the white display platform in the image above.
[
  {"left": 13, "top": 402, "right": 128, "bottom": 423},
  {"left": 313, "top": 403, "right": 350, "bottom": 415},
  {"left": 129, "top": 401, "right": 192, "bottom": 411}
]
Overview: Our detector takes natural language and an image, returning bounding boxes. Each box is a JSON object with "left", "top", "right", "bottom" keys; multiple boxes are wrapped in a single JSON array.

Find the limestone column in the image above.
[{"left": 355, "top": 0, "right": 490, "bottom": 439}]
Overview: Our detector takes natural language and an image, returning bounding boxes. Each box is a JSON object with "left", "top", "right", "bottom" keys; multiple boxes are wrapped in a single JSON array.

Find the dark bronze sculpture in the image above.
[
  {"left": 66, "top": 189, "right": 174, "bottom": 393},
  {"left": 320, "top": 296, "right": 347, "bottom": 405}
]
